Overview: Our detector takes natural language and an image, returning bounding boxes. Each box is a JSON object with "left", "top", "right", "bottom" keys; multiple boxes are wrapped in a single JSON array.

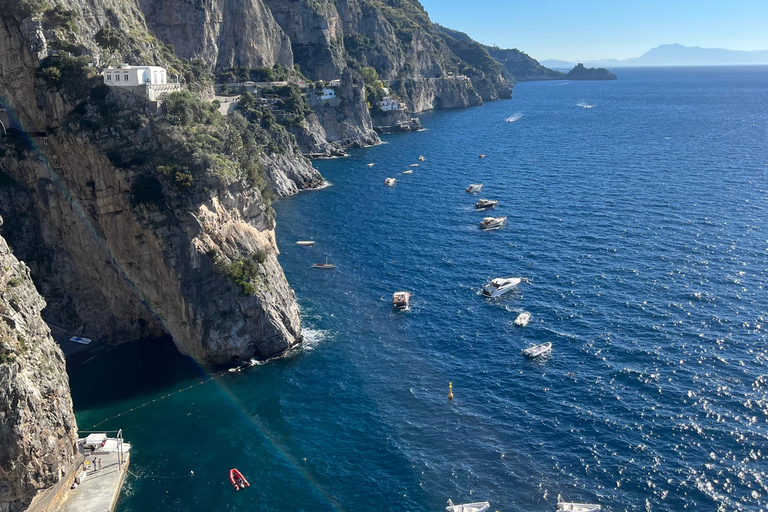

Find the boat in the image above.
[
  {"left": 482, "top": 277, "right": 521, "bottom": 297},
  {"left": 409, "top": 163, "right": 419, "bottom": 167},
  {"left": 69, "top": 336, "right": 92, "bottom": 345},
  {"left": 479, "top": 216, "right": 506, "bottom": 230},
  {"left": 465, "top": 183, "right": 483, "bottom": 193},
  {"left": 384, "top": 178, "right": 396, "bottom": 186},
  {"left": 296, "top": 240, "right": 315, "bottom": 246},
  {"left": 229, "top": 468, "right": 250, "bottom": 491},
  {"left": 446, "top": 499, "right": 490, "bottom": 512},
  {"left": 475, "top": 199, "right": 498, "bottom": 210},
  {"left": 312, "top": 257, "right": 336, "bottom": 269},
  {"left": 522, "top": 342, "right": 552, "bottom": 358},
  {"left": 402, "top": 170, "right": 413, "bottom": 175},
  {"left": 514, "top": 311, "right": 531, "bottom": 326},
  {"left": 392, "top": 291, "right": 412, "bottom": 310},
  {"left": 556, "top": 494, "right": 601, "bottom": 512},
  {"left": 478, "top": 154, "right": 486, "bottom": 159},
  {"left": 418, "top": 155, "right": 425, "bottom": 162},
  {"left": 367, "top": 163, "right": 375, "bottom": 167}
]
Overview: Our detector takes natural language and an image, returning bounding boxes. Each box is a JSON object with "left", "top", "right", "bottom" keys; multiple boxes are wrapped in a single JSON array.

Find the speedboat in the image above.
[
  {"left": 556, "top": 494, "right": 601, "bottom": 512},
  {"left": 522, "top": 342, "right": 552, "bottom": 358},
  {"left": 478, "top": 154, "right": 486, "bottom": 159},
  {"left": 409, "top": 163, "right": 419, "bottom": 167},
  {"left": 418, "top": 155, "right": 425, "bottom": 162},
  {"left": 312, "top": 257, "right": 336, "bottom": 269},
  {"left": 475, "top": 199, "right": 497, "bottom": 210},
  {"left": 367, "top": 163, "right": 375, "bottom": 167},
  {"left": 479, "top": 216, "right": 506, "bottom": 230},
  {"left": 446, "top": 499, "right": 490, "bottom": 512},
  {"left": 482, "top": 277, "right": 521, "bottom": 297},
  {"left": 296, "top": 240, "right": 315, "bottom": 246},
  {"left": 384, "top": 178, "right": 396, "bottom": 186},
  {"left": 514, "top": 311, "right": 531, "bottom": 326},
  {"left": 403, "top": 170, "right": 413, "bottom": 174},
  {"left": 392, "top": 291, "right": 411, "bottom": 310},
  {"left": 466, "top": 184, "right": 483, "bottom": 193},
  {"left": 229, "top": 468, "right": 250, "bottom": 491}
]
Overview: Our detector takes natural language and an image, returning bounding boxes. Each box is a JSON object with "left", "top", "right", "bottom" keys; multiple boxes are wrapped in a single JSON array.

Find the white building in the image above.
[
  {"left": 320, "top": 88, "right": 336, "bottom": 100},
  {"left": 379, "top": 96, "right": 404, "bottom": 111},
  {"left": 329, "top": 79, "right": 341, "bottom": 87},
  {"left": 102, "top": 65, "right": 181, "bottom": 101}
]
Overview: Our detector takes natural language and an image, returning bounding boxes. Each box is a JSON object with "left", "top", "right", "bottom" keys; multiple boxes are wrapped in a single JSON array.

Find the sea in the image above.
[{"left": 69, "top": 67, "right": 768, "bottom": 512}]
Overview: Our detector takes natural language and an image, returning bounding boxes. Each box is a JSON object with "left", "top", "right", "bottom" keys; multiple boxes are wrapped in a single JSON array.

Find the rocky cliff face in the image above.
[
  {"left": 390, "top": 77, "right": 482, "bottom": 113},
  {"left": 0, "top": 217, "right": 78, "bottom": 512},
  {"left": 371, "top": 109, "right": 422, "bottom": 134}
]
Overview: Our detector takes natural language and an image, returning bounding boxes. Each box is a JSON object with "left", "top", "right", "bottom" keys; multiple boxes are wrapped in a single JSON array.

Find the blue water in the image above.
[{"left": 69, "top": 67, "right": 768, "bottom": 511}]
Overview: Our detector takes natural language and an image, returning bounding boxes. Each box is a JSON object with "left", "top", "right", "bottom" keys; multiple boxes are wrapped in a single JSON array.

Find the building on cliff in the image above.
[
  {"left": 102, "top": 65, "right": 181, "bottom": 101},
  {"left": 379, "top": 96, "right": 406, "bottom": 112}
]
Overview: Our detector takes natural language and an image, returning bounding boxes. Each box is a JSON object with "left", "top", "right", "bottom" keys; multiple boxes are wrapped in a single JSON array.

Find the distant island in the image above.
[{"left": 543, "top": 43, "right": 768, "bottom": 68}]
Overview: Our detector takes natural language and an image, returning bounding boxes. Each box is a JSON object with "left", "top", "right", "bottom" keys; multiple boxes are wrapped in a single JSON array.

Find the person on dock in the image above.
[
  {"left": 93, "top": 458, "right": 98, "bottom": 472},
  {"left": 98, "top": 458, "right": 102, "bottom": 471}
]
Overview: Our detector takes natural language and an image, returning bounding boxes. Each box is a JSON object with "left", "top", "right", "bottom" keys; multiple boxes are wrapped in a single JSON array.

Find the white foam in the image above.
[{"left": 505, "top": 113, "right": 524, "bottom": 123}]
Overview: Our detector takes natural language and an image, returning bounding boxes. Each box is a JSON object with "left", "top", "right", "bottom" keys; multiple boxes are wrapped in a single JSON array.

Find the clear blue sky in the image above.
[{"left": 418, "top": 0, "right": 768, "bottom": 61}]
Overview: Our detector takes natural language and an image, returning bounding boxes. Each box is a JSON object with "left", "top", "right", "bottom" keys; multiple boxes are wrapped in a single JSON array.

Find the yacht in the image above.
[
  {"left": 556, "top": 495, "right": 601, "bottom": 512},
  {"left": 475, "top": 199, "right": 497, "bottom": 210},
  {"left": 384, "top": 178, "right": 396, "bottom": 186},
  {"left": 409, "top": 163, "right": 419, "bottom": 167},
  {"left": 392, "top": 291, "right": 412, "bottom": 310},
  {"left": 367, "top": 163, "right": 375, "bottom": 167},
  {"left": 418, "top": 155, "right": 425, "bottom": 162},
  {"left": 446, "top": 499, "right": 490, "bottom": 512},
  {"left": 312, "top": 257, "right": 336, "bottom": 269},
  {"left": 296, "top": 240, "right": 315, "bottom": 246},
  {"left": 478, "top": 154, "right": 486, "bottom": 159},
  {"left": 402, "top": 170, "right": 413, "bottom": 175},
  {"left": 514, "top": 312, "right": 531, "bottom": 326},
  {"left": 522, "top": 342, "right": 552, "bottom": 358},
  {"left": 466, "top": 184, "right": 483, "bottom": 193},
  {"left": 482, "top": 277, "right": 521, "bottom": 297},
  {"left": 479, "top": 216, "right": 506, "bottom": 230}
]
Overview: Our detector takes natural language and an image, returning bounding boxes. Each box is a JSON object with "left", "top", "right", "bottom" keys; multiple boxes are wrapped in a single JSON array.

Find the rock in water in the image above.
[{"left": 0, "top": 216, "right": 78, "bottom": 511}]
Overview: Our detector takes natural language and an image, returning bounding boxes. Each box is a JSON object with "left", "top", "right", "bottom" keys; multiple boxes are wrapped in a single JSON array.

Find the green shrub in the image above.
[
  {"left": 43, "top": 6, "right": 78, "bottom": 32},
  {"left": 213, "top": 254, "right": 265, "bottom": 296},
  {"left": 0, "top": 0, "right": 46, "bottom": 18},
  {"left": 94, "top": 27, "right": 125, "bottom": 53},
  {"left": 7, "top": 277, "right": 23, "bottom": 287}
]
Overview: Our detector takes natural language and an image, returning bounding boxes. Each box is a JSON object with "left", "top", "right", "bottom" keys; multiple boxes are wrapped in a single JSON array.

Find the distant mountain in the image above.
[
  {"left": 547, "top": 44, "right": 768, "bottom": 68},
  {"left": 539, "top": 59, "right": 577, "bottom": 70}
]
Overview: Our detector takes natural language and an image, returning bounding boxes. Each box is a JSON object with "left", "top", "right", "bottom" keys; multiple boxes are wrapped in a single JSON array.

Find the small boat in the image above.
[
  {"left": 229, "top": 468, "right": 250, "bottom": 491},
  {"left": 478, "top": 154, "right": 486, "bottom": 159},
  {"left": 367, "top": 163, "right": 375, "bottom": 167},
  {"left": 409, "top": 163, "right": 419, "bottom": 167},
  {"left": 402, "top": 170, "right": 413, "bottom": 175},
  {"left": 312, "top": 257, "right": 336, "bottom": 269},
  {"left": 556, "top": 494, "right": 601, "bottom": 512},
  {"left": 514, "top": 311, "right": 531, "bottom": 326},
  {"left": 465, "top": 183, "right": 483, "bottom": 193},
  {"left": 69, "top": 336, "right": 92, "bottom": 345},
  {"left": 446, "top": 499, "right": 490, "bottom": 512},
  {"left": 482, "top": 277, "right": 521, "bottom": 297},
  {"left": 475, "top": 199, "right": 497, "bottom": 210},
  {"left": 479, "top": 216, "right": 506, "bottom": 230},
  {"left": 522, "top": 342, "right": 552, "bottom": 358},
  {"left": 392, "top": 291, "right": 412, "bottom": 310},
  {"left": 418, "top": 155, "right": 425, "bottom": 161},
  {"left": 384, "top": 178, "right": 396, "bottom": 186},
  {"left": 296, "top": 240, "right": 315, "bottom": 246}
]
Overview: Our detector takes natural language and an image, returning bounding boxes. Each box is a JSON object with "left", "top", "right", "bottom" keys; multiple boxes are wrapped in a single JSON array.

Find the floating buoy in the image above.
[{"left": 448, "top": 382, "right": 453, "bottom": 400}]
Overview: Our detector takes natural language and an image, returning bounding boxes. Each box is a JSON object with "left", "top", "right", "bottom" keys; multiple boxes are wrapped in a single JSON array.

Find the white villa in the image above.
[
  {"left": 320, "top": 88, "right": 336, "bottom": 100},
  {"left": 379, "top": 96, "right": 405, "bottom": 111},
  {"left": 102, "top": 65, "right": 181, "bottom": 100},
  {"left": 329, "top": 79, "right": 341, "bottom": 87}
]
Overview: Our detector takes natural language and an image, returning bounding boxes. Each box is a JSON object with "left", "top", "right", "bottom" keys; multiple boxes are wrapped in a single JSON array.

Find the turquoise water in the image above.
[{"left": 69, "top": 67, "right": 768, "bottom": 511}]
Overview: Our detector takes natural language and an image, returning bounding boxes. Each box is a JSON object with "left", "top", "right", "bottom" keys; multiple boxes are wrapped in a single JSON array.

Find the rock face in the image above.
[
  {"left": 390, "top": 77, "right": 483, "bottom": 113},
  {"left": 372, "top": 109, "right": 422, "bottom": 134},
  {"left": 0, "top": 217, "right": 78, "bottom": 512},
  {"left": 138, "top": 0, "right": 294, "bottom": 71}
]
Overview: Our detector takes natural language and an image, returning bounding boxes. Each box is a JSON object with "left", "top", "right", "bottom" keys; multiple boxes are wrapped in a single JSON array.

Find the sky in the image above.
[{"left": 418, "top": 0, "right": 768, "bottom": 62}]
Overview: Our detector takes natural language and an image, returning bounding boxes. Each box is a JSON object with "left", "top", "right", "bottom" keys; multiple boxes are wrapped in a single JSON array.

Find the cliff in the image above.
[
  {"left": 564, "top": 63, "right": 617, "bottom": 80},
  {"left": 390, "top": 77, "right": 482, "bottom": 113},
  {"left": 0, "top": 216, "right": 78, "bottom": 512}
]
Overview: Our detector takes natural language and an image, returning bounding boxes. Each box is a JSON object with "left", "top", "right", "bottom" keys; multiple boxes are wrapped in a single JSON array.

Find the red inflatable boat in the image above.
[{"left": 229, "top": 468, "right": 250, "bottom": 491}]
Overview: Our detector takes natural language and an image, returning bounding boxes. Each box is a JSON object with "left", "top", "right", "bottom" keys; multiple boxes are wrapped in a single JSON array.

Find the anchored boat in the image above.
[
  {"left": 446, "top": 499, "right": 490, "bottom": 512},
  {"left": 229, "top": 468, "right": 250, "bottom": 491},
  {"left": 522, "top": 342, "right": 552, "bottom": 358},
  {"left": 555, "top": 494, "right": 601, "bottom": 512},
  {"left": 384, "top": 178, "right": 396, "bottom": 186},
  {"left": 312, "top": 257, "right": 336, "bottom": 269},
  {"left": 296, "top": 240, "right": 315, "bottom": 246},
  {"left": 475, "top": 199, "right": 498, "bottom": 210},
  {"left": 466, "top": 184, "right": 483, "bottom": 193},
  {"left": 514, "top": 311, "right": 531, "bottom": 326},
  {"left": 482, "top": 277, "right": 521, "bottom": 297},
  {"left": 392, "top": 291, "right": 412, "bottom": 310},
  {"left": 479, "top": 216, "right": 506, "bottom": 230}
]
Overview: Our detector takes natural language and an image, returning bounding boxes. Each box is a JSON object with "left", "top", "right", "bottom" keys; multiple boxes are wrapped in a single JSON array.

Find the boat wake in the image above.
[
  {"left": 504, "top": 113, "right": 524, "bottom": 123},
  {"left": 577, "top": 102, "right": 596, "bottom": 109}
]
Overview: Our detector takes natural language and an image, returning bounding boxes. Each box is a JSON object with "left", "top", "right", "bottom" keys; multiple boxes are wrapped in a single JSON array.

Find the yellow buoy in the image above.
[{"left": 448, "top": 382, "right": 453, "bottom": 400}]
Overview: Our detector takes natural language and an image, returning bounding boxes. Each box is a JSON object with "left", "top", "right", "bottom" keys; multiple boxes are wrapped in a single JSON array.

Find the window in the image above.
[
  {"left": 115, "top": 75, "right": 120, "bottom": 81},
  {"left": 124, "top": 74, "right": 129, "bottom": 81},
  {"left": 43, "top": 137, "right": 49, "bottom": 145},
  {"left": 106, "top": 74, "right": 112, "bottom": 80}
]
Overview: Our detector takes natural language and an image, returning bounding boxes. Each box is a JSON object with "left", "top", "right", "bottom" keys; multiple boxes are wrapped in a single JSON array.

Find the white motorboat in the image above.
[
  {"left": 403, "top": 170, "right": 413, "bottom": 174},
  {"left": 478, "top": 154, "right": 486, "bottom": 159},
  {"left": 514, "top": 311, "right": 531, "bottom": 326},
  {"left": 475, "top": 199, "right": 497, "bottom": 210},
  {"left": 409, "top": 163, "right": 419, "bottom": 167},
  {"left": 446, "top": 499, "right": 490, "bottom": 512},
  {"left": 522, "top": 342, "right": 552, "bottom": 358},
  {"left": 479, "top": 216, "right": 506, "bottom": 230},
  {"left": 556, "top": 494, "right": 601, "bottom": 512},
  {"left": 296, "top": 240, "right": 315, "bottom": 246},
  {"left": 466, "top": 184, "right": 483, "bottom": 193},
  {"left": 482, "top": 277, "right": 521, "bottom": 297},
  {"left": 392, "top": 291, "right": 411, "bottom": 310},
  {"left": 418, "top": 155, "right": 425, "bottom": 162},
  {"left": 312, "top": 257, "right": 336, "bottom": 269},
  {"left": 367, "top": 163, "right": 375, "bottom": 167},
  {"left": 384, "top": 178, "right": 396, "bottom": 186}
]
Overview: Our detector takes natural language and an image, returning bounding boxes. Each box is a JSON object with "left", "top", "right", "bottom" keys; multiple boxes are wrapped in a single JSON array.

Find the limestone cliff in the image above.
[
  {"left": 390, "top": 77, "right": 482, "bottom": 113},
  {"left": 0, "top": 216, "right": 78, "bottom": 512}
]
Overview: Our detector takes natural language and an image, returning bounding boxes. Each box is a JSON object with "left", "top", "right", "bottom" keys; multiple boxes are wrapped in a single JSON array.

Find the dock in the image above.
[{"left": 58, "top": 434, "right": 131, "bottom": 512}]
